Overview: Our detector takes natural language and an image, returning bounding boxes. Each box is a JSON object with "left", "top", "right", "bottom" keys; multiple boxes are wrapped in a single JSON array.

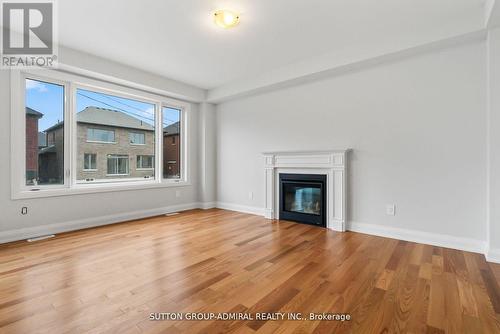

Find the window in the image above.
[
  {"left": 87, "top": 128, "right": 115, "bottom": 143},
  {"left": 163, "top": 107, "right": 181, "bottom": 179},
  {"left": 137, "top": 155, "right": 154, "bottom": 169},
  {"left": 83, "top": 153, "right": 97, "bottom": 171},
  {"left": 48, "top": 132, "right": 56, "bottom": 145},
  {"left": 129, "top": 132, "right": 145, "bottom": 145},
  {"left": 25, "top": 78, "right": 65, "bottom": 186},
  {"left": 14, "top": 70, "right": 189, "bottom": 198},
  {"left": 107, "top": 155, "right": 129, "bottom": 175}
]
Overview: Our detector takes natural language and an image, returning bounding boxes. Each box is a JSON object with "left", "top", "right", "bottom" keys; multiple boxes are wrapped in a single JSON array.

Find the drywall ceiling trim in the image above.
[{"left": 207, "top": 29, "right": 487, "bottom": 103}]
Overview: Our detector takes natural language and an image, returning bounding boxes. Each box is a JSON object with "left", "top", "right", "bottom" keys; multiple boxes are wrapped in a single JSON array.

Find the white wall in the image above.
[
  {"left": 0, "top": 48, "right": 206, "bottom": 242},
  {"left": 488, "top": 27, "right": 500, "bottom": 260},
  {"left": 198, "top": 103, "right": 217, "bottom": 205},
  {"left": 216, "top": 40, "right": 487, "bottom": 244}
]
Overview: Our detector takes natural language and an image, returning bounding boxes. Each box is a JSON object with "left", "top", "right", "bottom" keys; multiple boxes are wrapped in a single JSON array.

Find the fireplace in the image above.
[
  {"left": 279, "top": 173, "right": 327, "bottom": 227},
  {"left": 264, "top": 150, "right": 349, "bottom": 231}
]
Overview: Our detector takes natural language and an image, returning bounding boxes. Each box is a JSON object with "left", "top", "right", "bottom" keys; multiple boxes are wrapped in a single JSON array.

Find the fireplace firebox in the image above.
[{"left": 279, "top": 173, "right": 327, "bottom": 228}]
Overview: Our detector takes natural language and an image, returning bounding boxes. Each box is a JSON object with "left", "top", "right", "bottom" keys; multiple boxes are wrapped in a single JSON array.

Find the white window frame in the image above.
[
  {"left": 137, "top": 155, "right": 154, "bottom": 170},
  {"left": 83, "top": 153, "right": 97, "bottom": 171},
  {"left": 129, "top": 132, "right": 146, "bottom": 145},
  {"left": 106, "top": 154, "right": 130, "bottom": 176},
  {"left": 11, "top": 68, "right": 191, "bottom": 199},
  {"left": 162, "top": 105, "right": 186, "bottom": 181},
  {"left": 87, "top": 128, "right": 116, "bottom": 144}
]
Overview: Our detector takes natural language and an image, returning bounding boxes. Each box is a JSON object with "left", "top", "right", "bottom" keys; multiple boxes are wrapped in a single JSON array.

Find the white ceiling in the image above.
[{"left": 59, "top": 0, "right": 486, "bottom": 90}]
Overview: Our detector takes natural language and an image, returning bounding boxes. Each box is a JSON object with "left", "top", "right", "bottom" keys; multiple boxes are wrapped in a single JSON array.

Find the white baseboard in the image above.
[
  {"left": 199, "top": 201, "right": 217, "bottom": 209},
  {"left": 216, "top": 202, "right": 265, "bottom": 216},
  {"left": 485, "top": 247, "right": 500, "bottom": 264},
  {"left": 0, "top": 202, "right": 200, "bottom": 244},
  {"left": 348, "top": 221, "right": 486, "bottom": 254}
]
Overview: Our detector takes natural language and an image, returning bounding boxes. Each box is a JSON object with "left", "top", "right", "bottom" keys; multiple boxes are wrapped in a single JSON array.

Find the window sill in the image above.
[
  {"left": 86, "top": 140, "right": 116, "bottom": 144},
  {"left": 12, "top": 180, "right": 191, "bottom": 200}
]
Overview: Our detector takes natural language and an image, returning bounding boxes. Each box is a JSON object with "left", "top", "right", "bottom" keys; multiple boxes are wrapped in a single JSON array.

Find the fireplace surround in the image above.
[{"left": 263, "top": 150, "right": 350, "bottom": 231}]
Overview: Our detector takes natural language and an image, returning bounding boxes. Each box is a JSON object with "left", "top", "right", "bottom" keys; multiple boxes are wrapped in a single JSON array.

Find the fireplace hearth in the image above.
[{"left": 279, "top": 173, "right": 327, "bottom": 227}]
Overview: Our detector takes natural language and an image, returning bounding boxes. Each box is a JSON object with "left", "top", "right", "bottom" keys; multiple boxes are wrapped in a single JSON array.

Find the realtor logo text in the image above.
[{"left": 1, "top": 0, "right": 57, "bottom": 67}]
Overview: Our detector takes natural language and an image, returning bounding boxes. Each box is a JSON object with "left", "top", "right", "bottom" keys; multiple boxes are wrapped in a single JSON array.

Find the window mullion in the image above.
[
  {"left": 69, "top": 81, "right": 77, "bottom": 189},
  {"left": 155, "top": 102, "right": 162, "bottom": 183},
  {"left": 63, "top": 81, "right": 72, "bottom": 189}
]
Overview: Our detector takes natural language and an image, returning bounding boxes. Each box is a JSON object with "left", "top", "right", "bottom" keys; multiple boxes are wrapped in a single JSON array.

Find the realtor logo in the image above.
[{"left": 1, "top": 0, "right": 57, "bottom": 67}]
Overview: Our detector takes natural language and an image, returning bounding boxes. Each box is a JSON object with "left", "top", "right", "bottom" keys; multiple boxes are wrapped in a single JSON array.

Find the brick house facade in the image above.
[
  {"left": 77, "top": 123, "right": 155, "bottom": 180},
  {"left": 42, "top": 107, "right": 158, "bottom": 182}
]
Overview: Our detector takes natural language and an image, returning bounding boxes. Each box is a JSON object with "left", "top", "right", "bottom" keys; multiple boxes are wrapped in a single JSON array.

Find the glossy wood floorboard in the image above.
[{"left": 0, "top": 209, "right": 499, "bottom": 334}]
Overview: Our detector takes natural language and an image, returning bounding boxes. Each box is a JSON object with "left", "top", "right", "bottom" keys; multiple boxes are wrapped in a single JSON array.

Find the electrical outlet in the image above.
[
  {"left": 248, "top": 192, "right": 254, "bottom": 200},
  {"left": 175, "top": 190, "right": 181, "bottom": 198},
  {"left": 386, "top": 204, "right": 396, "bottom": 216},
  {"left": 21, "top": 207, "right": 28, "bottom": 215}
]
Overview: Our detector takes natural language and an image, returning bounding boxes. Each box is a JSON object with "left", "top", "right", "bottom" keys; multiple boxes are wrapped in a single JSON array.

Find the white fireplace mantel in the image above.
[{"left": 263, "top": 150, "right": 350, "bottom": 231}]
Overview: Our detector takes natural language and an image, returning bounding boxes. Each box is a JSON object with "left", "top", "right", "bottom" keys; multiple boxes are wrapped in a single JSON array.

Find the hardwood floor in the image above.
[{"left": 0, "top": 209, "right": 499, "bottom": 333}]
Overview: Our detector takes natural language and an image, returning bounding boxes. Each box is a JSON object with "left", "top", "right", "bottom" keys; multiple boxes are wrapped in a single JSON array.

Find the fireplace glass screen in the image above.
[{"left": 283, "top": 184, "right": 322, "bottom": 216}]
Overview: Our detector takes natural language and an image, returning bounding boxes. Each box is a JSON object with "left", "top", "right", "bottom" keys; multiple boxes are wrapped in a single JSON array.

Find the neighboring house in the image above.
[
  {"left": 35, "top": 106, "right": 181, "bottom": 183},
  {"left": 39, "top": 119, "right": 64, "bottom": 184},
  {"left": 163, "top": 122, "right": 180, "bottom": 178},
  {"left": 39, "top": 107, "right": 157, "bottom": 182},
  {"left": 25, "top": 107, "right": 43, "bottom": 184},
  {"left": 76, "top": 107, "right": 155, "bottom": 181}
]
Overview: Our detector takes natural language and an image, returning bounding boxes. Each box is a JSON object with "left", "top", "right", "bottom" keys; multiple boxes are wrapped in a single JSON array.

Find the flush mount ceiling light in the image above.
[{"left": 214, "top": 9, "right": 240, "bottom": 29}]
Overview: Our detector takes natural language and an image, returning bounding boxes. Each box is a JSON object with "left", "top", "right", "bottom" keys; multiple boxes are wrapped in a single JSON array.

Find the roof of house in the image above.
[
  {"left": 163, "top": 122, "right": 180, "bottom": 135},
  {"left": 43, "top": 106, "right": 155, "bottom": 132},
  {"left": 26, "top": 107, "right": 43, "bottom": 118},
  {"left": 77, "top": 107, "right": 154, "bottom": 131},
  {"left": 38, "top": 145, "right": 56, "bottom": 155}
]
